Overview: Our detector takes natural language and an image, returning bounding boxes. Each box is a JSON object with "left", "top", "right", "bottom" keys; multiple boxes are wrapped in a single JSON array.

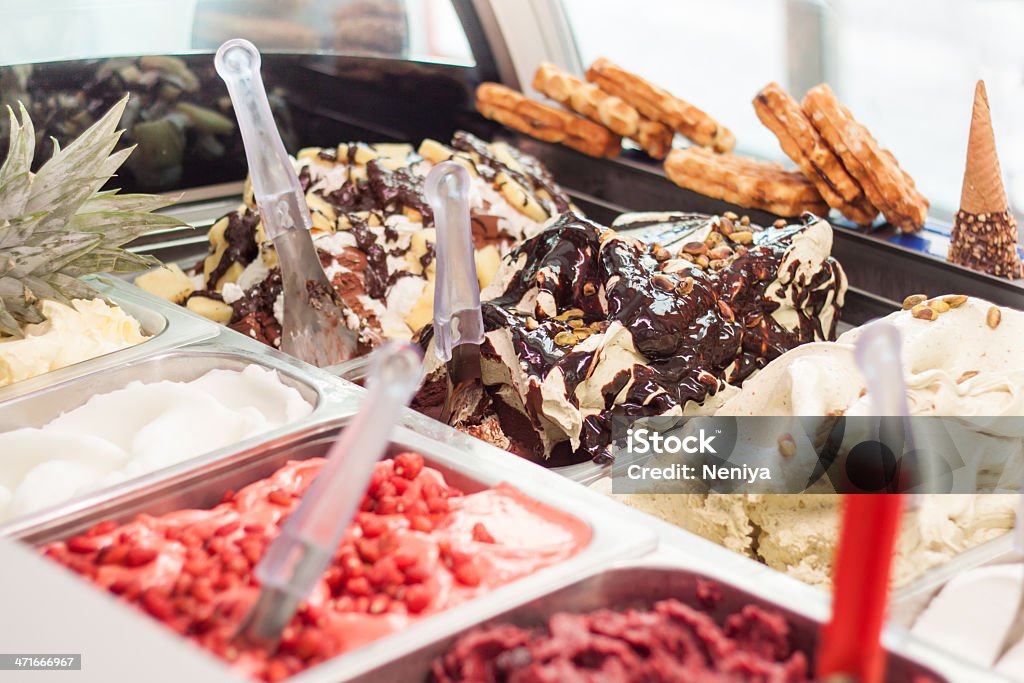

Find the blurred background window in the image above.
[
  {"left": 0, "top": 0, "right": 475, "bottom": 192},
  {"left": 561, "top": 0, "right": 1024, "bottom": 223},
  {"left": 0, "top": 0, "right": 473, "bottom": 66}
]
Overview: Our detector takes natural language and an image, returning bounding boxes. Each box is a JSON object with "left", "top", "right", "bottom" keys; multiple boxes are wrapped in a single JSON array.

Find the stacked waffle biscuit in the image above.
[
  {"left": 475, "top": 59, "right": 733, "bottom": 160},
  {"left": 753, "top": 82, "right": 929, "bottom": 232}
]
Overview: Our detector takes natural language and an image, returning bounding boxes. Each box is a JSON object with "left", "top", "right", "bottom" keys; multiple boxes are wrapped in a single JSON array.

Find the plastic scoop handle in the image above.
[
  {"left": 817, "top": 321, "right": 907, "bottom": 683},
  {"left": 425, "top": 161, "right": 484, "bottom": 362},
  {"left": 853, "top": 321, "right": 911, "bottom": 419},
  {"left": 253, "top": 341, "right": 423, "bottom": 600},
  {"left": 215, "top": 39, "right": 310, "bottom": 240}
]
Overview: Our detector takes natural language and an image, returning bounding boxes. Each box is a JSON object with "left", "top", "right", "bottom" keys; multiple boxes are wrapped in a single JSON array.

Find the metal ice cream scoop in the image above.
[
  {"left": 424, "top": 161, "right": 485, "bottom": 425},
  {"left": 215, "top": 39, "right": 357, "bottom": 367},
  {"left": 235, "top": 341, "right": 423, "bottom": 650}
]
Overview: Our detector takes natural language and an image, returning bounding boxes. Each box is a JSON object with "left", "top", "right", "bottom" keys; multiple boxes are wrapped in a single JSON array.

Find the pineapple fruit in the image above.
[
  {"left": 475, "top": 245, "right": 501, "bottom": 289},
  {"left": 134, "top": 263, "right": 194, "bottom": 304},
  {"left": 403, "top": 280, "right": 435, "bottom": 332},
  {"left": 186, "top": 295, "right": 232, "bottom": 324},
  {"left": 0, "top": 95, "right": 184, "bottom": 338}
]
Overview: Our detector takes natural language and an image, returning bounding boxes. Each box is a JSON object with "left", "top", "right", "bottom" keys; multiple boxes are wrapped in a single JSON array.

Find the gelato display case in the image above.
[{"left": 0, "top": 1, "right": 1022, "bottom": 682}]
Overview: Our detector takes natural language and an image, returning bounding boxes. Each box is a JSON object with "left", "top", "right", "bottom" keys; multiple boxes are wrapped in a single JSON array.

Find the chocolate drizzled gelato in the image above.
[
  {"left": 416, "top": 211, "right": 847, "bottom": 464},
  {"left": 139, "top": 133, "right": 568, "bottom": 352}
]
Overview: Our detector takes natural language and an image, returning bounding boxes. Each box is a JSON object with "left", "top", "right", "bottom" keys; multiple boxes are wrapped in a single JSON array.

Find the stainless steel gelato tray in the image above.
[
  {"left": 348, "top": 556, "right": 996, "bottom": 683},
  {"left": 0, "top": 339, "right": 362, "bottom": 537},
  {"left": 0, "top": 274, "right": 221, "bottom": 403},
  {"left": 16, "top": 420, "right": 658, "bottom": 682}
]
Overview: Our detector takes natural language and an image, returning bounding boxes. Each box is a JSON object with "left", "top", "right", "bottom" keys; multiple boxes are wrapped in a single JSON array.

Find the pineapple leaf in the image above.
[
  {"left": 0, "top": 95, "right": 188, "bottom": 335},
  {"left": 0, "top": 237, "right": 100, "bottom": 279},
  {"left": 19, "top": 275, "right": 62, "bottom": 304},
  {"left": 0, "top": 277, "right": 22, "bottom": 298},
  {"left": 4, "top": 296, "right": 45, "bottom": 325},
  {"left": 68, "top": 210, "right": 186, "bottom": 244},
  {"left": 60, "top": 249, "right": 160, "bottom": 277},
  {"left": 0, "top": 213, "right": 46, "bottom": 249},
  {"left": 24, "top": 97, "right": 127, "bottom": 219},
  {"left": 0, "top": 103, "right": 35, "bottom": 220},
  {"left": 79, "top": 190, "right": 180, "bottom": 215},
  {"left": 43, "top": 272, "right": 104, "bottom": 302},
  {"left": 0, "top": 301, "right": 22, "bottom": 337}
]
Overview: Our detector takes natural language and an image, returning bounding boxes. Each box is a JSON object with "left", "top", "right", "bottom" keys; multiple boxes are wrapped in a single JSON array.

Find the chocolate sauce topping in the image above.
[
  {"left": 366, "top": 161, "right": 434, "bottom": 223},
  {"left": 455, "top": 212, "right": 844, "bottom": 463},
  {"left": 297, "top": 165, "right": 313, "bottom": 193},
  {"left": 451, "top": 132, "right": 572, "bottom": 215},
  {"left": 206, "top": 208, "right": 260, "bottom": 289},
  {"left": 226, "top": 264, "right": 284, "bottom": 347},
  {"left": 348, "top": 216, "right": 390, "bottom": 300}
]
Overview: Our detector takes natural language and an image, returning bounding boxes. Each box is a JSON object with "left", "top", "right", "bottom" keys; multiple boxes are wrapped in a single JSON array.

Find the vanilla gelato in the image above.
[
  {"left": 0, "top": 365, "right": 312, "bottom": 522},
  {"left": 0, "top": 299, "right": 147, "bottom": 389},
  {"left": 599, "top": 296, "right": 1023, "bottom": 588}
]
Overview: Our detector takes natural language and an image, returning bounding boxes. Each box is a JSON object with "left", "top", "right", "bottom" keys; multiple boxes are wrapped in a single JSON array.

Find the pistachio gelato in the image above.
[{"left": 597, "top": 296, "right": 1023, "bottom": 588}]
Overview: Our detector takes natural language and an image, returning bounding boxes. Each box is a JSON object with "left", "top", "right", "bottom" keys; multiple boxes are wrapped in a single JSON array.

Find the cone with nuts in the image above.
[{"left": 947, "top": 81, "right": 1022, "bottom": 278}]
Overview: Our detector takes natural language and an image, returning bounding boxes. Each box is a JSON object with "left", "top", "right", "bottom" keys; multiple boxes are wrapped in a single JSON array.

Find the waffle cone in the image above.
[{"left": 960, "top": 80, "right": 1008, "bottom": 214}]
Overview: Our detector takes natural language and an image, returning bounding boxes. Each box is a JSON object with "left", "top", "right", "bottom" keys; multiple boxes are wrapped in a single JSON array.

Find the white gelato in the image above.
[
  {"left": 0, "top": 299, "right": 147, "bottom": 389},
  {"left": 0, "top": 365, "right": 312, "bottom": 522}
]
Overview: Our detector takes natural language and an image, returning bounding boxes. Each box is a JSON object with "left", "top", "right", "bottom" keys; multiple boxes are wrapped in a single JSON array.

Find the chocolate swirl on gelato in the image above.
[
  {"left": 205, "top": 208, "right": 260, "bottom": 289},
  {"left": 417, "top": 211, "right": 847, "bottom": 464}
]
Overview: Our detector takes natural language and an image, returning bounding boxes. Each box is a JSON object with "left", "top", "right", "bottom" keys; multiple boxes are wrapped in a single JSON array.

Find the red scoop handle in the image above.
[{"left": 817, "top": 493, "right": 904, "bottom": 683}]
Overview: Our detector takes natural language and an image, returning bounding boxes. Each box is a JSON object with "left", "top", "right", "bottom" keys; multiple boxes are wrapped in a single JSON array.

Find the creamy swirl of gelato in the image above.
[
  {"left": 718, "top": 296, "right": 1024, "bottom": 418},
  {"left": 0, "top": 299, "right": 147, "bottom": 389}
]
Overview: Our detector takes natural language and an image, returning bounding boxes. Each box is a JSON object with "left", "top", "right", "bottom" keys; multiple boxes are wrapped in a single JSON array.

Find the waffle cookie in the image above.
[
  {"left": 802, "top": 84, "right": 928, "bottom": 232},
  {"left": 664, "top": 147, "right": 828, "bottom": 217},
  {"left": 532, "top": 63, "right": 672, "bottom": 159},
  {"left": 586, "top": 57, "right": 733, "bottom": 153},
  {"left": 475, "top": 82, "right": 621, "bottom": 158},
  {"left": 753, "top": 82, "right": 877, "bottom": 225}
]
